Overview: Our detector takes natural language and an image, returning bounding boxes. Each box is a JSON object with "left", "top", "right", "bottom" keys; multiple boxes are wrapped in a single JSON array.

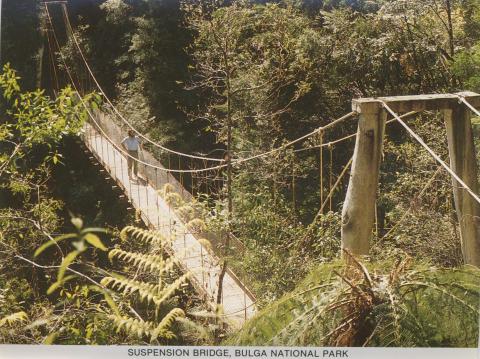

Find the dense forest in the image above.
[{"left": 1, "top": 0, "right": 480, "bottom": 347}]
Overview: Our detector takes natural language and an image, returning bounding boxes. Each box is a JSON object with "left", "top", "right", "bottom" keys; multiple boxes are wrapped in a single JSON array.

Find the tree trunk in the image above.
[
  {"left": 445, "top": 0, "right": 455, "bottom": 58},
  {"left": 36, "top": 8, "right": 46, "bottom": 89}
]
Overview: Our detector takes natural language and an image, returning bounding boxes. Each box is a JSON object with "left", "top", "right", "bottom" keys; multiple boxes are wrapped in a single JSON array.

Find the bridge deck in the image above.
[{"left": 82, "top": 123, "right": 255, "bottom": 327}]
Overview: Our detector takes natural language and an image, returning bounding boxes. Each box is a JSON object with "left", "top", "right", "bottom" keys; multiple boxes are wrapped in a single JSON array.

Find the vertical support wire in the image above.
[
  {"left": 179, "top": 156, "right": 184, "bottom": 196},
  {"left": 168, "top": 153, "right": 171, "bottom": 185},
  {"left": 143, "top": 149, "right": 149, "bottom": 222},
  {"left": 112, "top": 143, "right": 118, "bottom": 183},
  {"left": 145, "top": 173, "right": 150, "bottom": 222},
  {"left": 191, "top": 158, "right": 195, "bottom": 197},
  {"left": 136, "top": 157, "right": 141, "bottom": 216},
  {"left": 201, "top": 242, "right": 205, "bottom": 288},
  {"left": 127, "top": 140, "right": 133, "bottom": 208},
  {"left": 329, "top": 143, "right": 333, "bottom": 212},
  {"left": 203, "top": 159, "right": 208, "bottom": 197},
  {"left": 319, "top": 131, "right": 324, "bottom": 214},
  {"left": 99, "top": 120, "right": 106, "bottom": 166},
  {"left": 155, "top": 168, "right": 160, "bottom": 228},
  {"left": 105, "top": 125, "right": 112, "bottom": 175},
  {"left": 119, "top": 138, "right": 126, "bottom": 192},
  {"left": 292, "top": 155, "right": 296, "bottom": 218}
]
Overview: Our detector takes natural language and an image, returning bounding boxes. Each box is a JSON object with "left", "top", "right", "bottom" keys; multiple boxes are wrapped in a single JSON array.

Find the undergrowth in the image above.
[{"left": 228, "top": 253, "right": 480, "bottom": 347}]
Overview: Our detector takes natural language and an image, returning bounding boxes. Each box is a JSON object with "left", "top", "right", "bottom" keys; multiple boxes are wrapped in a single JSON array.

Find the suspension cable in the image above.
[
  {"left": 456, "top": 94, "right": 480, "bottom": 117},
  {"left": 381, "top": 101, "right": 480, "bottom": 205},
  {"left": 234, "top": 111, "right": 357, "bottom": 163},
  {"left": 60, "top": 3, "right": 224, "bottom": 162},
  {"left": 293, "top": 110, "right": 419, "bottom": 153},
  {"left": 45, "top": 3, "right": 225, "bottom": 173},
  {"left": 49, "top": 3, "right": 359, "bottom": 170}
]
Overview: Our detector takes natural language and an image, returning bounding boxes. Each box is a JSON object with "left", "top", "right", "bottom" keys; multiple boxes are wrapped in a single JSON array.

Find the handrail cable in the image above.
[
  {"left": 293, "top": 110, "right": 419, "bottom": 153},
  {"left": 45, "top": 3, "right": 218, "bottom": 173},
  {"left": 48, "top": 3, "right": 357, "bottom": 171},
  {"left": 59, "top": 3, "right": 224, "bottom": 162},
  {"left": 46, "top": 4, "right": 357, "bottom": 174}
]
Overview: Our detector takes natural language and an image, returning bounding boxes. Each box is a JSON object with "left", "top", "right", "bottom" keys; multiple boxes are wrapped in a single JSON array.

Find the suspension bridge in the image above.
[{"left": 42, "top": 1, "right": 480, "bottom": 328}]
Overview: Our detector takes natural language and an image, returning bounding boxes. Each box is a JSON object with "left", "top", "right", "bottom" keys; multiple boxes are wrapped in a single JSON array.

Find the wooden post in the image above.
[
  {"left": 444, "top": 106, "right": 480, "bottom": 266},
  {"left": 341, "top": 101, "right": 386, "bottom": 256}
]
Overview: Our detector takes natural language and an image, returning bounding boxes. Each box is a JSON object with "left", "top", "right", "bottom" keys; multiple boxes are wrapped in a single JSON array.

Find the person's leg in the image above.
[
  {"left": 126, "top": 156, "right": 133, "bottom": 178},
  {"left": 129, "top": 150, "right": 139, "bottom": 178}
]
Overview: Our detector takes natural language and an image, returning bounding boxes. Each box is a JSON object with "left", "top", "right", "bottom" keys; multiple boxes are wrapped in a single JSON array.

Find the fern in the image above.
[
  {"left": 109, "top": 308, "right": 184, "bottom": 342},
  {"left": 108, "top": 315, "right": 174, "bottom": 341},
  {"left": 230, "top": 257, "right": 480, "bottom": 347},
  {"left": 109, "top": 248, "right": 182, "bottom": 277},
  {"left": 176, "top": 204, "right": 195, "bottom": 222},
  {"left": 120, "top": 226, "right": 171, "bottom": 247},
  {"left": 101, "top": 276, "right": 161, "bottom": 304},
  {"left": 101, "top": 273, "right": 190, "bottom": 306},
  {"left": 155, "top": 273, "right": 191, "bottom": 304},
  {"left": 0, "top": 311, "right": 28, "bottom": 327},
  {"left": 186, "top": 218, "right": 207, "bottom": 233},
  {"left": 163, "top": 192, "right": 183, "bottom": 208},
  {"left": 105, "top": 185, "right": 214, "bottom": 343},
  {"left": 152, "top": 308, "right": 185, "bottom": 340},
  {"left": 109, "top": 249, "right": 164, "bottom": 272},
  {"left": 158, "top": 183, "right": 175, "bottom": 198}
]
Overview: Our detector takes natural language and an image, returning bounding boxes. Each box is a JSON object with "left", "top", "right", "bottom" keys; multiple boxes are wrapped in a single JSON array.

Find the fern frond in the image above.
[
  {"left": 186, "top": 218, "right": 207, "bottom": 233},
  {"left": 101, "top": 276, "right": 161, "bottom": 305},
  {"left": 164, "top": 192, "right": 183, "bottom": 208},
  {"left": 109, "top": 314, "right": 154, "bottom": 339},
  {"left": 159, "top": 255, "right": 182, "bottom": 277},
  {"left": 109, "top": 248, "right": 181, "bottom": 277},
  {"left": 156, "top": 273, "right": 191, "bottom": 304},
  {"left": 120, "top": 226, "right": 170, "bottom": 247},
  {"left": 109, "top": 249, "right": 164, "bottom": 272},
  {"left": 0, "top": 311, "right": 28, "bottom": 327},
  {"left": 176, "top": 204, "right": 195, "bottom": 221},
  {"left": 159, "top": 183, "right": 175, "bottom": 198},
  {"left": 151, "top": 308, "right": 185, "bottom": 341},
  {"left": 400, "top": 281, "right": 480, "bottom": 314}
]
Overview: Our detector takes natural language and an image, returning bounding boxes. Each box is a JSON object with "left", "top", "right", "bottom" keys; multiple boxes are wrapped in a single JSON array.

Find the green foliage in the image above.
[
  {"left": 0, "top": 64, "right": 99, "bottom": 177},
  {"left": 3, "top": 0, "right": 480, "bottom": 347},
  {"left": 0, "top": 311, "right": 29, "bottom": 328},
  {"left": 229, "top": 257, "right": 480, "bottom": 347},
  {"left": 453, "top": 43, "right": 480, "bottom": 91},
  {"left": 101, "top": 225, "right": 203, "bottom": 343},
  {"left": 376, "top": 113, "right": 462, "bottom": 267},
  {"left": 32, "top": 222, "right": 203, "bottom": 344}
]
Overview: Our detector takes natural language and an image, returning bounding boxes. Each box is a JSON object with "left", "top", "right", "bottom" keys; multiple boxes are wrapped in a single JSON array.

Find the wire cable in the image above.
[
  {"left": 293, "top": 110, "right": 419, "bottom": 153},
  {"left": 45, "top": 3, "right": 224, "bottom": 173},
  {"left": 60, "top": 4, "right": 225, "bottom": 162},
  {"left": 235, "top": 111, "right": 357, "bottom": 162},
  {"left": 456, "top": 94, "right": 480, "bottom": 118},
  {"left": 48, "top": 3, "right": 358, "bottom": 171},
  {"left": 381, "top": 101, "right": 480, "bottom": 205}
]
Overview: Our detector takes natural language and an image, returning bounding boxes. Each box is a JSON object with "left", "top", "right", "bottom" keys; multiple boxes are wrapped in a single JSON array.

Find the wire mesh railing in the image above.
[{"left": 81, "top": 108, "right": 256, "bottom": 324}]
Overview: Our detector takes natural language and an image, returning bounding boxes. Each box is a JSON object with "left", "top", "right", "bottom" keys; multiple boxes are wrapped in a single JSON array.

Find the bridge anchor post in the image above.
[
  {"left": 341, "top": 101, "right": 386, "bottom": 256},
  {"left": 444, "top": 105, "right": 480, "bottom": 266}
]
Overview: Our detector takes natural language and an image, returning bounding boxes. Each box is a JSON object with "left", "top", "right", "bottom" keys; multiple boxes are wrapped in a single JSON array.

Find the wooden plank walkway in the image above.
[{"left": 82, "top": 122, "right": 255, "bottom": 327}]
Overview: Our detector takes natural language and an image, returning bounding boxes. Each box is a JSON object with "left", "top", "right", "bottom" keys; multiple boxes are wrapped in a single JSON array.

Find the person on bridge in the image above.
[{"left": 121, "top": 130, "right": 143, "bottom": 181}]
